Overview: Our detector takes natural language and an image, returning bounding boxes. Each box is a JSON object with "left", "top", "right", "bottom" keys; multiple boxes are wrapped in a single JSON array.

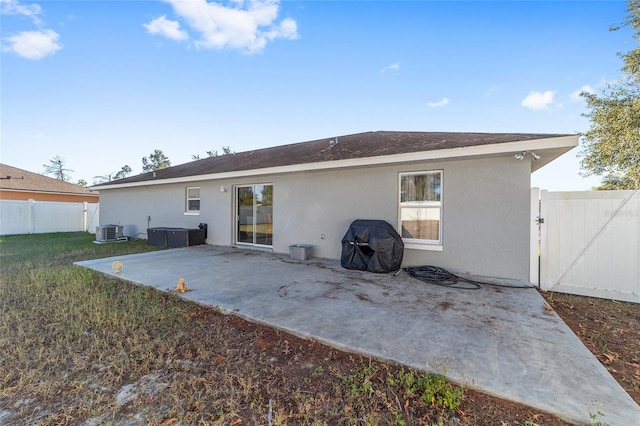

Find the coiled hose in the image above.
[{"left": 404, "top": 265, "right": 534, "bottom": 290}]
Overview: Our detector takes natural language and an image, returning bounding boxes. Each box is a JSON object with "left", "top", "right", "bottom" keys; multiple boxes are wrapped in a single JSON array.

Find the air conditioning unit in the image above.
[{"left": 95, "top": 225, "right": 124, "bottom": 242}]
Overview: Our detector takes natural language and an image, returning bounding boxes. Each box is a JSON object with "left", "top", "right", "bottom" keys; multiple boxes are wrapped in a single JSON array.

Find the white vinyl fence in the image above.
[
  {"left": 0, "top": 200, "right": 99, "bottom": 236},
  {"left": 531, "top": 189, "right": 639, "bottom": 303}
]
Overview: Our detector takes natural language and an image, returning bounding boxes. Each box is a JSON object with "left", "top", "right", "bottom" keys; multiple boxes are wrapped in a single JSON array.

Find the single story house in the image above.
[
  {"left": 93, "top": 131, "right": 578, "bottom": 281},
  {"left": 0, "top": 163, "right": 99, "bottom": 203}
]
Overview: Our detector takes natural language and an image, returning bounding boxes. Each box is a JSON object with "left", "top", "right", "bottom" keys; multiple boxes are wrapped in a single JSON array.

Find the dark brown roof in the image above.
[
  {"left": 0, "top": 163, "right": 98, "bottom": 196},
  {"left": 96, "top": 131, "right": 572, "bottom": 187}
]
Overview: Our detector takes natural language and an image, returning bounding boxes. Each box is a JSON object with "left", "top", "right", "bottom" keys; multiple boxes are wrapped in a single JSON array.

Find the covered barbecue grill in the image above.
[{"left": 341, "top": 219, "right": 404, "bottom": 273}]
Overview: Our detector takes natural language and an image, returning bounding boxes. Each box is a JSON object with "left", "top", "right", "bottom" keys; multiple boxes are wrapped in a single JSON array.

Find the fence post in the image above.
[
  {"left": 530, "top": 188, "right": 541, "bottom": 286},
  {"left": 539, "top": 190, "right": 549, "bottom": 290},
  {"left": 83, "top": 202, "right": 88, "bottom": 232},
  {"left": 28, "top": 199, "right": 35, "bottom": 234}
]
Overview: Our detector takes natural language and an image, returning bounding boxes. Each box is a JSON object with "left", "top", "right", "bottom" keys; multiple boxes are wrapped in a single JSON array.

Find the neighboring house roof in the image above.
[
  {"left": 94, "top": 131, "right": 578, "bottom": 190},
  {"left": 0, "top": 163, "right": 98, "bottom": 197}
]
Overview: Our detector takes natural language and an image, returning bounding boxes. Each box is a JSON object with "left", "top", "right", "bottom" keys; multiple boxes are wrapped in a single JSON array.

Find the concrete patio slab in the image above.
[{"left": 76, "top": 245, "right": 640, "bottom": 425}]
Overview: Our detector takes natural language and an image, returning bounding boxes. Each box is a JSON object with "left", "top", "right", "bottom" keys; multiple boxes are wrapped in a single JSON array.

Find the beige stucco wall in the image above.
[{"left": 99, "top": 154, "right": 531, "bottom": 280}]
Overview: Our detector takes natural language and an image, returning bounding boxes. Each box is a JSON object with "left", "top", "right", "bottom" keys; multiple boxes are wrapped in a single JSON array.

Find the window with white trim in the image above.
[
  {"left": 186, "top": 187, "right": 200, "bottom": 213},
  {"left": 399, "top": 171, "right": 442, "bottom": 247}
]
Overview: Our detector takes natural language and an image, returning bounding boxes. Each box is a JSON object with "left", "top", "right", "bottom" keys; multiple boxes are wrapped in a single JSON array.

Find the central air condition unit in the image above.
[{"left": 95, "top": 225, "right": 124, "bottom": 242}]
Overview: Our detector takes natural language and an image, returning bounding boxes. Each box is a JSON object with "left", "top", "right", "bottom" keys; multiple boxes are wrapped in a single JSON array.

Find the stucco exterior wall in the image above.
[{"left": 99, "top": 154, "right": 531, "bottom": 280}]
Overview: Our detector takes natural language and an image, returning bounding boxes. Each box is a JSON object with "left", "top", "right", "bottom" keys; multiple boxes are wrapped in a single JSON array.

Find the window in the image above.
[
  {"left": 186, "top": 187, "right": 200, "bottom": 213},
  {"left": 399, "top": 171, "right": 442, "bottom": 248}
]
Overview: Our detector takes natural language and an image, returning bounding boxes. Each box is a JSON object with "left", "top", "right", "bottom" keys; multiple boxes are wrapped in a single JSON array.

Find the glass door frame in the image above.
[{"left": 234, "top": 183, "right": 273, "bottom": 248}]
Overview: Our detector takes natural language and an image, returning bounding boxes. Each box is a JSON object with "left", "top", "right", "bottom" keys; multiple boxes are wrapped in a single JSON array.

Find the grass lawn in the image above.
[{"left": 1, "top": 232, "right": 616, "bottom": 425}]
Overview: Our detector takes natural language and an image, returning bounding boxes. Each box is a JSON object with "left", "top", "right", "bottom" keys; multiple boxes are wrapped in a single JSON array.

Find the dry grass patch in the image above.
[{"left": 1, "top": 233, "right": 573, "bottom": 425}]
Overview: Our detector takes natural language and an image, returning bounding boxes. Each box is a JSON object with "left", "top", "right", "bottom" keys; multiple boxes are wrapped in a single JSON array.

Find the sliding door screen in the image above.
[{"left": 236, "top": 184, "right": 273, "bottom": 247}]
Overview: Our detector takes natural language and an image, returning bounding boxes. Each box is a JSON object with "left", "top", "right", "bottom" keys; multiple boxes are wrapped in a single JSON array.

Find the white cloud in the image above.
[
  {"left": 0, "top": 0, "right": 43, "bottom": 25},
  {"left": 521, "top": 90, "right": 555, "bottom": 110},
  {"left": 151, "top": 0, "right": 298, "bottom": 54},
  {"left": 427, "top": 97, "right": 450, "bottom": 108},
  {"left": 570, "top": 84, "right": 595, "bottom": 102},
  {"left": 143, "top": 15, "right": 188, "bottom": 41},
  {"left": 380, "top": 63, "right": 399, "bottom": 73},
  {"left": 1, "top": 0, "right": 64, "bottom": 59},
  {"left": 4, "top": 29, "right": 62, "bottom": 59}
]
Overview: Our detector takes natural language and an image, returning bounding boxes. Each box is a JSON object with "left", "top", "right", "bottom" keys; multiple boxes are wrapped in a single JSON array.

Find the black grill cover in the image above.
[{"left": 341, "top": 219, "right": 404, "bottom": 273}]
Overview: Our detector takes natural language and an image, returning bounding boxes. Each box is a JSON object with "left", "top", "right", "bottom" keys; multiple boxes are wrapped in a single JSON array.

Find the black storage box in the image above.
[
  {"left": 188, "top": 228, "right": 206, "bottom": 245},
  {"left": 166, "top": 228, "right": 206, "bottom": 248},
  {"left": 147, "top": 227, "right": 169, "bottom": 247}
]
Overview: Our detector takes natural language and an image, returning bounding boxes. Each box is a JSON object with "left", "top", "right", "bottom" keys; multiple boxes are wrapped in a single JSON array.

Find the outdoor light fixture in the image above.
[
  {"left": 514, "top": 151, "right": 540, "bottom": 161},
  {"left": 220, "top": 186, "right": 227, "bottom": 192}
]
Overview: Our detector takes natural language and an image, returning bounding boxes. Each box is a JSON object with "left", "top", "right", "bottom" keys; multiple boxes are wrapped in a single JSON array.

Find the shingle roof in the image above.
[
  {"left": 0, "top": 163, "right": 98, "bottom": 196},
  {"left": 96, "top": 130, "right": 572, "bottom": 187}
]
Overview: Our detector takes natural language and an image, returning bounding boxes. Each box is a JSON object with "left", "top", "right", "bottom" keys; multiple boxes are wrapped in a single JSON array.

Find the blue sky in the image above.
[{"left": 1, "top": 0, "right": 634, "bottom": 189}]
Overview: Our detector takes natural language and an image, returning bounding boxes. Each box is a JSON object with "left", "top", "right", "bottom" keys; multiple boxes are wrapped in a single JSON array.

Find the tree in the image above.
[
  {"left": 94, "top": 165, "right": 133, "bottom": 183},
  {"left": 43, "top": 155, "right": 73, "bottom": 182},
  {"left": 77, "top": 179, "right": 88, "bottom": 187},
  {"left": 142, "top": 150, "right": 171, "bottom": 172},
  {"left": 580, "top": 0, "right": 640, "bottom": 189},
  {"left": 113, "top": 165, "right": 132, "bottom": 180},
  {"left": 191, "top": 147, "right": 234, "bottom": 160},
  {"left": 595, "top": 173, "right": 637, "bottom": 190}
]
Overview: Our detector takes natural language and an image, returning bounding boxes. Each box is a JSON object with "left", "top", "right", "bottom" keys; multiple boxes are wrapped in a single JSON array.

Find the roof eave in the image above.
[
  {"left": 0, "top": 188, "right": 99, "bottom": 196},
  {"left": 93, "top": 135, "right": 579, "bottom": 190}
]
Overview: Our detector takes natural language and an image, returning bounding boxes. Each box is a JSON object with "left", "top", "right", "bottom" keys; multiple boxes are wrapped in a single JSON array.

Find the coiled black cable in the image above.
[{"left": 404, "top": 265, "right": 534, "bottom": 290}]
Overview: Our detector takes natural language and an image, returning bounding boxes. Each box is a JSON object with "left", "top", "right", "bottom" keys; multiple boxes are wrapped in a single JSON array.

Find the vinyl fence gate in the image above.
[{"left": 530, "top": 189, "right": 639, "bottom": 303}]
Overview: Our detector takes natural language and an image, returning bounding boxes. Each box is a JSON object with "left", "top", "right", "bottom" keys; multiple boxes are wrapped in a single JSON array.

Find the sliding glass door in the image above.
[{"left": 236, "top": 184, "right": 273, "bottom": 247}]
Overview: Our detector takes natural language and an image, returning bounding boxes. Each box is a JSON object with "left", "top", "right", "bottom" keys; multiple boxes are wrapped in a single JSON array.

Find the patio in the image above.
[{"left": 76, "top": 245, "right": 640, "bottom": 425}]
